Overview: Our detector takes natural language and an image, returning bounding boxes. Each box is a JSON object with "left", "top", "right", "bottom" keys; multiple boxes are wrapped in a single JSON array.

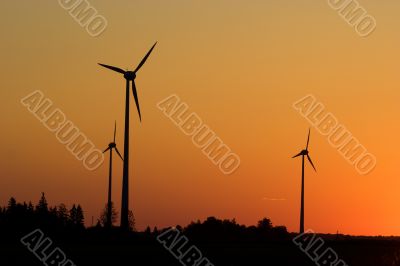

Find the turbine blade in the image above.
[
  {"left": 306, "top": 128, "right": 310, "bottom": 150},
  {"left": 115, "top": 147, "right": 123, "bottom": 161},
  {"left": 114, "top": 121, "right": 116, "bottom": 143},
  {"left": 292, "top": 152, "right": 302, "bottom": 158},
  {"left": 133, "top": 42, "right": 157, "bottom": 74},
  {"left": 307, "top": 154, "right": 316, "bottom": 171},
  {"left": 98, "top": 63, "right": 126, "bottom": 74},
  {"left": 132, "top": 80, "right": 142, "bottom": 121},
  {"left": 103, "top": 147, "right": 110, "bottom": 153}
]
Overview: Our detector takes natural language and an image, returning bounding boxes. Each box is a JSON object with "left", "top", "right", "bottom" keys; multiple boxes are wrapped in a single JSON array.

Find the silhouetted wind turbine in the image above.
[
  {"left": 98, "top": 42, "right": 157, "bottom": 229},
  {"left": 292, "top": 128, "right": 316, "bottom": 234},
  {"left": 103, "top": 121, "right": 123, "bottom": 228}
]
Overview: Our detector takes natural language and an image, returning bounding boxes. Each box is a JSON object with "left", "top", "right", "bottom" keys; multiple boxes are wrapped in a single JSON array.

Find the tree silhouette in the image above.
[
  {"left": 153, "top": 226, "right": 159, "bottom": 235},
  {"left": 76, "top": 205, "right": 85, "bottom": 228},
  {"left": 70, "top": 204, "right": 77, "bottom": 225},
  {"left": 99, "top": 202, "right": 118, "bottom": 227},
  {"left": 69, "top": 204, "right": 85, "bottom": 229},
  {"left": 36, "top": 192, "right": 48, "bottom": 215},
  {"left": 128, "top": 210, "right": 135, "bottom": 231},
  {"left": 257, "top": 218, "right": 272, "bottom": 231},
  {"left": 144, "top": 226, "right": 151, "bottom": 235},
  {"left": 7, "top": 197, "right": 16, "bottom": 210},
  {"left": 57, "top": 203, "right": 69, "bottom": 226}
]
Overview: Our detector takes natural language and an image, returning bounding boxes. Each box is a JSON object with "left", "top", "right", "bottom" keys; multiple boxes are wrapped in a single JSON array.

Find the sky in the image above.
[{"left": 1, "top": 0, "right": 400, "bottom": 235}]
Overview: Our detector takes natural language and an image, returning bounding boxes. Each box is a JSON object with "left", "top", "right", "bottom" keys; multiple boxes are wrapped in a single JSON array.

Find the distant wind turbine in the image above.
[
  {"left": 103, "top": 121, "right": 123, "bottom": 228},
  {"left": 292, "top": 128, "right": 316, "bottom": 234},
  {"left": 98, "top": 42, "right": 157, "bottom": 229}
]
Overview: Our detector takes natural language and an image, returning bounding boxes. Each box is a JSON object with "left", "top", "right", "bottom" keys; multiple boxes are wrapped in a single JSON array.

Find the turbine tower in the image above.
[
  {"left": 98, "top": 42, "right": 157, "bottom": 229},
  {"left": 102, "top": 121, "right": 123, "bottom": 228},
  {"left": 292, "top": 128, "right": 316, "bottom": 234}
]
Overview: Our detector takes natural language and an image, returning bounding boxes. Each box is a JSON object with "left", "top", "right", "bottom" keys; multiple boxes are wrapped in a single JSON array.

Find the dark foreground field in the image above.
[
  {"left": 2, "top": 228, "right": 400, "bottom": 266},
  {"left": 2, "top": 197, "right": 399, "bottom": 266}
]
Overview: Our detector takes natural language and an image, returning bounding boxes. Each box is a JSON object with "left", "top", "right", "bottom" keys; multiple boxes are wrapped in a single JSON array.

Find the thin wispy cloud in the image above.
[{"left": 262, "top": 197, "right": 287, "bottom": 201}]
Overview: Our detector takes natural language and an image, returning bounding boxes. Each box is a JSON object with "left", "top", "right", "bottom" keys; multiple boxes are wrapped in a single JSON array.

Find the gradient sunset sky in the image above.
[{"left": 1, "top": 1, "right": 400, "bottom": 235}]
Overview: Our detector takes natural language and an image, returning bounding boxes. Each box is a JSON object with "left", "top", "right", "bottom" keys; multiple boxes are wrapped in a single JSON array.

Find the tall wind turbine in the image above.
[
  {"left": 103, "top": 121, "right": 123, "bottom": 228},
  {"left": 98, "top": 42, "right": 157, "bottom": 229},
  {"left": 292, "top": 129, "right": 316, "bottom": 234}
]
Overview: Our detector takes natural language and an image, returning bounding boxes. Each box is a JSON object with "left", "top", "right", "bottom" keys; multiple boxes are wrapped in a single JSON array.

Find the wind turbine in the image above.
[
  {"left": 292, "top": 128, "right": 316, "bottom": 234},
  {"left": 103, "top": 121, "right": 123, "bottom": 228},
  {"left": 98, "top": 42, "right": 157, "bottom": 229}
]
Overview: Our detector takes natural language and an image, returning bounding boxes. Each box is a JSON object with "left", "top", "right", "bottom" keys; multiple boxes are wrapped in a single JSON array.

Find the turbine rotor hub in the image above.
[{"left": 124, "top": 71, "right": 136, "bottom": 80}]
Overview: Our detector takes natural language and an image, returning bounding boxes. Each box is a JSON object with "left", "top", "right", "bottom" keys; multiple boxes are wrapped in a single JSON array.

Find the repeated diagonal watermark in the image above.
[
  {"left": 293, "top": 94, "right": 376, "bottom": 175},
  {"left": 157, "top": 94, "right": 241, "bottom": 175},
  {"left": 21, "top": 228, "right": 76, "bottom": 266},
  {"left": 21, "top": 90, "right": 104, "bottom": 171},
  {"left": 327, "top": 0, "right": 376, "bottom": 37},
  {"left": 157, "top": 227, "right": 215, "bottom": 266},
  {"left": 293, "top": 230, "right": 348, "bottom": 266},
  {"left": 58, "top": 0, "right": 108, "bottom": 37}
]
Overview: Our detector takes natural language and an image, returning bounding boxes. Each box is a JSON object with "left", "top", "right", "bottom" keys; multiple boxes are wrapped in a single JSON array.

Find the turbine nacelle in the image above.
[
  {"left": 109, "top": 142, "right": 116, "bottom": 149},
  {"left": 103, "top": 122, "right": 123, "bottom": 161},
  {"left": 124, "top": 71, "right": 136, "bottom": 81},
  {"left": 292, "top": 129, "right": 316, "bottom": 171},
  {"left": 292, "top": 149, "right": 309, "bottom": 158}
]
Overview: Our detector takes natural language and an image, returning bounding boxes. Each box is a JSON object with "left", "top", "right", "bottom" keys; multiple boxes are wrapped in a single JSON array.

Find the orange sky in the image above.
[{"left": 1, "top": 1, "right": 400, "bottom": 235}]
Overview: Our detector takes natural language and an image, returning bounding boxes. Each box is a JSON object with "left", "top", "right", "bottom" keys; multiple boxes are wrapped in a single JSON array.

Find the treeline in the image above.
[
  {"left": 0, "top": 194, "right": 289, "bottom": 243},
  {"left": 181, "top": 216, "right": 289, "bottom": 243},
  {"left": 140, "top": 217, "right": 289, "bottom": 243},
  {"left": 0, "top": 193, "right": 85, "bottom": 235}
]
